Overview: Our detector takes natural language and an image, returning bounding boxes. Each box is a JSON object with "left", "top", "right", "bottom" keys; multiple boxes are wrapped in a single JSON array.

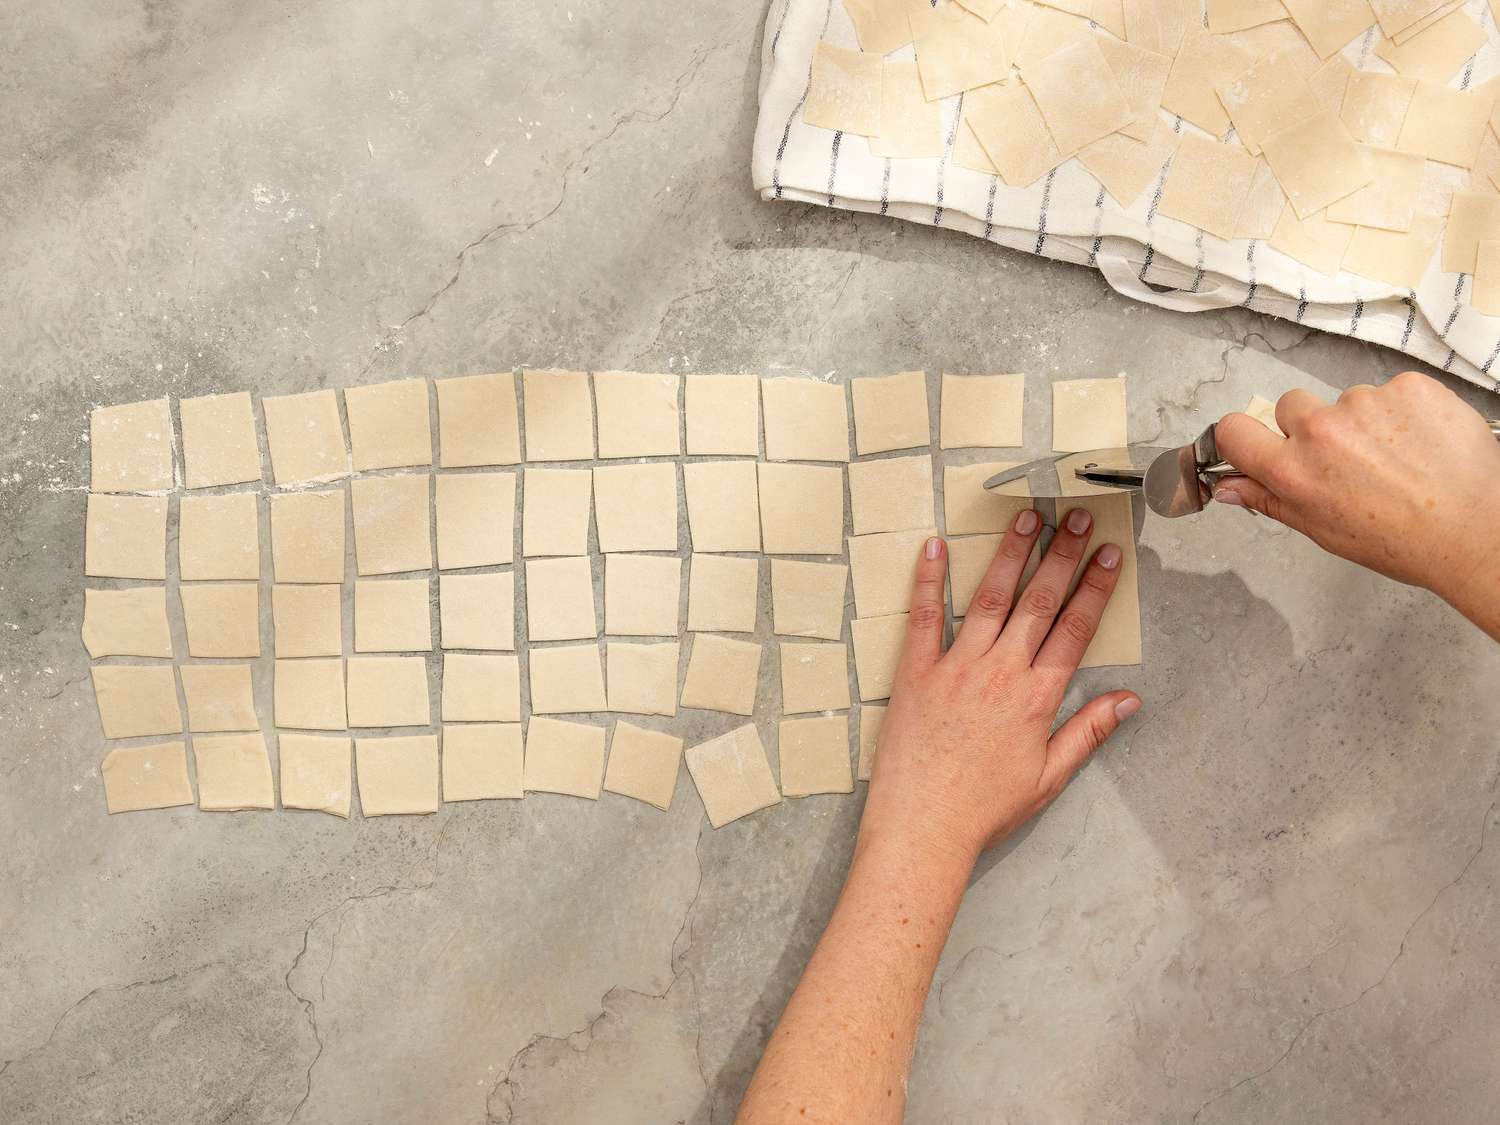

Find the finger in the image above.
[
  {"left": 1039, "top": 692, "right": 1141, "bottom": 795},
  {"left": 1031, "top": 543, "right": 1123, "bottom": 682},
  {"left": 949, "top": 506, "right": 1043, "bottom": 658},
  {"left": 1214, "top": 412, "right": 1289, "bottom": 485},
  {"left": 993, "top": 505, "right": 1094, "bottom": 662},
  {"left": 896, "top": 536, "right": 948, "bottom": 678},
  {"left": 1276, "top": 388, "right": 1324, "bottom": 435},
  {"left": 1211, "top": 476, "right": 1305, "bottom": 534}
]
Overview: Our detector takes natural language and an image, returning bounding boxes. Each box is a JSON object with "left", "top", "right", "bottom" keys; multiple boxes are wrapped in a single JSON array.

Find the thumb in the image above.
[
  {"left": 1212, "top": 475, "right": 1304, "bottom": 533},
  {"left": 1041, "top": 691, "right": 1140, "bottom": 793}
]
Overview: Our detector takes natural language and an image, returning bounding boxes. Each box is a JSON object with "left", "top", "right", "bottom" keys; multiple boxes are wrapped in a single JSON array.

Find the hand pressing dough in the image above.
[
  {"left": 685, "top": 724, "right": 781, "bottom": 828},
  {"left": 771, "top": 559, "right": 849, "bottom": 641},
  {"left": 685, "top": 373, "right": 760, "bottom": 456},
  {"left": 1344, "top": 212, "right": 1442, "bottom": 287},
  {"left": 1374, "top": 11, "right": 1485, "bottom": 83},
  {"left": 1216, "top": 51, "right": 1322, "bottom": 157},
  {"left": 803, "top": 42, "right": 883, "bottom": 135},
  {"left": 179, "top": 392, "right": 262, "bottom": 488},
  {"left": 1327, "top": 146, "right": 1424, "bottom": 231},
  {"left": 92, "top": 664, "right": 182, "bottom": 739},
  {"left": 1341, "top": 72, "right": 1417, "bottom": 145},
  {"left": 90, "top": 399, "right": 173, "bottom": 493},
  {"left": 351, "top": 474, "right": 432, "bottom": 576},
  {"left": 529, "top": 643, "right": 607, "bottom": 714},
  {"left": 1207, "top": 0, "right": 1289, "bottom": 32},
  {"left": 939, "top": 373, "right": 1025, "bottom": 449},
  {"left": 684, "top": 461, "right": 761, "bottom": 552},
  {"left": 757, "top": 463, "right": 846, "bottom": 555},
  {"left": 441, "top": 653, "right": 521, "bottom": 722},
  {"left": 1158, "top": 133, "right": 1259, "bottom": 241},
  {"left": 1064, "top": 492, "right": 1143, "bottom": 667},
  {"left": 439, "top": 572, "right": 515, "bottom": 651},
  {"left": 522, "top": 369, "right": 594, "bottom": 461},
  {"left": 949, "top": 534, "right": 1003, "bottom": 616},
  {"left": 779, "top": 715, "right": 854, "bottom": 797},
  {"left": 442, "top": 723, "right": 524, "bottom": 801},
  {"left": 354, "top": 578, "right": 431, "bottom": 653},
  {"left": 435, "top": 472, "right": 515, "bottom": 570},
  {"left": 102, "top": 741, "right": 193, "bottom": 813},
  {"left": 274, "top": 658, "right": 347, "bottom": 731},
  {"left": 848, "top": 527, "right": 934, "bottom": 618},
  {"left": 525, "top": 556, "right": 597, "bottom": 641},
  {"left": 605, "top": 554, "right": 681, "bottom": 637},
  {"left": 1397, "top": 81, "right": 1493, "bottom": 168},
  {"left": 965, "top": 82, "right": 1070, "bottom": 187},
  {"left": 344, "top": 378, "right": 433, "bottom": 471},
  {"left": 180, "top": 664, "right": 258, "bottom": 733},
  {"left": 1024, "top": 37, "right": 1135, "bottom": 155},
  {"left": 870, "top": 62, "right": 944, "bottom": 159},
  {"left": 262, "top": 389, "right": 350, "bottom": 485},
  {"left": 82, "top": 587, "right": 173, "bottom": 659},
  {"left": 435, "top": 372, "right": 520, "bottom": 467},
  {"left": 605, "top": 641, "right": 680, "bottom": 716},
  {"left": 761, "top": 378, "right": 850, "bottom": 463},
  {"left": 270, "top": 490, "right": 346, "bottom": 584},
  {"left": 850, "top": 613, "right": 908, "bottom": 701},
  {"left": 1053, "top": 378, "right": 1128, "bottom": 453},
  {"left": 603, "top": 721, "right": 684, "bottom": 810},
  {"left": 523, "top": 718, "right": 606, "bottom": 799},
  {"left": 85, "top": 494, "right": 167, "bottom": 579},
  {"left": 857, "top": 705, "right": 885, "bottom": 782},
  {"left": 779, "top": 642, "right": 851, "bottom": 714},
  {"left": 680, "top": 634, "right": 762, "bottom": 716},
  {"left": 847, "top": 455, "right": 935, "bottom": 536},
  {"left": 179, "top": 493, "right": 260, "bottom": 581},
  {"left": 345, "top": 656, "right": 430, "bottom": 728},
  {"left": 594, "top": 371, "right": 681, "bottom": 458},
  {"left": 1281, "top": 0, "right": 1378, "bottom": 58},
  {"left": 909, "top": 0, "right": 1012, "bottom": 101},
  {"left": 943, "top": 462, "right": 1030, "bottom": 536},
  {"left": 593, "top": 464, "right": 679, "bottom": 552},
  {"left": 278, "top": 733, "right": 352, "bottom": 817},
  {"left": 1475, "top": 240, "right": 1500, "bottom": 315},
  {"left": 1270, "top": 204, "right": 1356, "bottom": 275},
  {"left": 357, "top": 734, "right": 441, "bottom": 815},
  {"left": 1096, "top": 37, "right": 1173, "bottom": 143},
  {"left": 193, "top": 732, "right": 275, "bottom": 811},
  {"left": 180, "top": 583, "right": 260, "bottom": 658},
  {"left": 1078, "top": 127, "right": 1180, "bottom": 209},
  {"left": 850, "top": 371, "right": 930, "bottom": 454},
  {"left": 522, "top": 468, "right": 593, "bottom": 557},
  {"left": 687, "top": 554, "right": 759, "bottom": 634}
]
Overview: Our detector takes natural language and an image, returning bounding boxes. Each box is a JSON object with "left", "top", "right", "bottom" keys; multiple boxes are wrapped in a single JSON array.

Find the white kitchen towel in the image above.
[{"left": 751, "top": 0, "right": 1500, "bottom": 392}]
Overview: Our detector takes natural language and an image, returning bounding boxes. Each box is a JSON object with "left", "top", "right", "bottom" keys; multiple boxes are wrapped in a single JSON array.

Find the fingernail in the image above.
[
  {"left": 1115, "top": 697, "right": 1141, "bottom": 721},
  {"left": 1066, "top": 508, "right": 1091, "bottom": 535},
  {"left": 1098, "top": 543, "right": 1121, "bottom": 570},
  {"left": 1213, "top": 488, "right": 1244, "bottom": 507},
  {"left": 1015, "top": 508, "right": 1039, "bottom": 535},
  {"left": 925, "top": 536, "right": 942, "bottom": 559}
]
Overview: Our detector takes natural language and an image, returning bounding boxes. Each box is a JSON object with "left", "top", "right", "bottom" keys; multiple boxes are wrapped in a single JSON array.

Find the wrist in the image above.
[
  {"left": 1430, "top": 526, "right": 1500, "bottom": 621},
  {"left": 850, "top": 816, "right": 978, "bottom": 896}
]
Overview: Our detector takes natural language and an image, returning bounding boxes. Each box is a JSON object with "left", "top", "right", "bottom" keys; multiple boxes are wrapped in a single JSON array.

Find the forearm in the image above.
[{"left": 736, "top": 831, "right": 974, "bottom": 1124}]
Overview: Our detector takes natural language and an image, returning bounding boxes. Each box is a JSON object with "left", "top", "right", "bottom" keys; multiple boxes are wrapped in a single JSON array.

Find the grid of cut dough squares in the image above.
[{"left": 83, "top": 369, "right": 1145, "bottom": 825}]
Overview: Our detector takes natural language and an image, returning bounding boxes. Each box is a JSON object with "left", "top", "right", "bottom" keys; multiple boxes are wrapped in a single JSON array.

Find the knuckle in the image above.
[
  {"left": 908, "top": 603, "right": 945, "bottom": 632},
  {"left": 1056, "top": 609, "right": 1097, "bottom": 646},
  {"left": 1080, "top": 564, "right": 1114, "bottom": 595},
  {"left": 971, "top": 585, "right": 1012, "bottom": 618},
  {"left": 1020, "top": 584, "right": 1062, "bottom": 620}
]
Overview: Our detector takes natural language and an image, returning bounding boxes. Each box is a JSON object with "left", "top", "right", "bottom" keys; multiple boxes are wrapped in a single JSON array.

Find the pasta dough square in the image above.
[
  {"left": 1371, "top": 0, "right": 1448, "bottom": 35},
  {"left": 522, "top": 468, "right": 593, "bottom": 557},
  {"left": 442, "top": 723, "right": 523, "bottom": 801},
  {"left": 910, "top": 0, "right": 1013, "bottom": 100},
  {"left": 435, "top": 472, "right": 516, "bottom": 570},
  {"left": 844, "top": 0, "right": 915, "bottom": 53},
  {"left": 593, "top": 464, "right": 679, "bottom": 552},
  {"left": 680, "top": 634, "right": 762, "bottom": 716},
  {"left": 180, "top": 664, "right": 257, "bottom": 732},
  {"left": 351, "top": 474, "right": 432, "bottom": 576},
  {"left": 1078, "top": 127, "right": 1179, "bottom": 209},
  {"left": 779, "top": 642, "right": 851, "bottom": 714},
  {"left": 803, "top": 41, "right": 882, "bottom": 136},
  {"left": 523, "top": 718, "right": 606, "bottom": 799},
  {"left": 944, "top": 462, "right": 1031, "bottom": 535},
  {"left": 1161, "top": 24, "right": 1250, "bottom": 136},
  {"left": 1207, "top": 0, "right": 1289, "bottom": 32},
  {"left": 345, "top": 656, "right": 430, "bottom": 727},
  {"left": 1344, "top": 213, "right": 1442, "bottom": 287},
  {"left": 179, "top": 392, "right": 261, "bottom": 488},
  {"left": 180, "top": 583, "right": 260, "bottom": 658},
  {"left": 441, "top": 653, "right": 521, "bottom": 722},
  {"left": 270, "top": 490, "right": 346, "bottom": 583},
  {"left": 1327, "top": 146, "right": 1424, "bottom": 230},
  {"left": 354, "top": 578, "right": 431, "bottom": 652},
  {"left": 1281, "top": 0, "right": 1377, "bottom": 58},
  {"left": 1025, "top": 37, "right": 1134, "bottom": 153},
  {"left": 179, "top": 492, "right": 259, "bottom": 581},
  {"left": 757, "top": 463, "right": 846, "bottom": 555},
  {"left": 686, "top": 724, "right": 781, "bottom": 828},
  {"left": 273, "top": 584, "right": 343, "bottom": 659},
  {"left": 522, "top": 369, "right": 594, "bottom": 461},
  {"left": 1096, "top": 36, "right": 1172, "bottom": 142},
  {"left": 90, "top": 399, "right": 173, "bottom": 493},
  {"left": 1067, "top": 492, "right": 1143, "bottom": 667},
  {"left": 604, "top": 554, "right": 681, "bottom": 636},
  {"left": 1014, "top": 5, "right": 1091, "bottom": 68},
  {"left": 603, "top": 721, "right": 684, "bottom": 810},
  {"left": 850, "top": 613, "right": 907, "bottom": 702},
  {"left": 92, "top": 664, "right": 181, "bottom": 739},
  {"left": 278, "top": 733, "right": 352, "bottom": 817},
  {"left": 1397, "top": 81, "right": 1492, "bottom": 168},
  {"left": 1052, "top": 378, "right": 1128, "bottom": 453},
  {"left": 345, "top": 378, "right": 432, "bottom": 471},
  {"left": 870, "top": 61, "right": 943, "bottom": 159},
  {"left": 1236, "top": 159, "right": 1289, "bottom": 240},
  {"left": 684, "top": 373, "right": 760, "bottom": 455},
  {"left": 1374, "top": 11, "right": 1485, "bottom": 82},
  {"left": 1474, "top": 239, "right": 1500, "bottom": 314},
  {"left": 1442, "top": 192, "right": 1500, "bottom": 273},
  {"left": 262, "top": 389, "right": 350, "bottom": 485},
  {"left": 1215, "top": 51, "right": 1322, "bottom": 156},
  {"left": 274, "top": 658, "right": 347, "bottom": 730},
  {"left": 1341, "top": 71, "right": 1417, "bottom": 145},
  {"left": 435, "top": 372, "right": 520, "bottom": 467},
  {"left": 949, "top": 533, "right": 1003, "bottom": 616},
  {"left": 82, "top": 587, "right": 173, "bottom": 659},
  {"left": 850, "top": 371, "right": 930, "bottom": 455},
  {"left": 1263, "top": 109, "right": 1371, "bottom": 217},
  {"left": 771, "top": 559, "right": 849, "bottom": 641},
  {"left": 761, "top": 377, "right": 850, "bottom": 462},
  {"left": 193, "top": 732, "right": 274, "bottom": 811},
  {"left": 966, "top": 82, "right": 1068, "bottom": 187},
  {"left": 357, "top": 734, "right": 440, "bottom": 815},
  {"left": 779, "top": 715, "right": 853, "bottom": 796},
  {"left": 939, "top": 373, "right": 1025, "bottom": 449},
  {"left": 594, "top": 371, "right": 681, "bottom": 458},
  {"left": 1270, "top": 204, "right": 1356, "bottom": 274},
  {"left": 1158, "top": 133, "right": 1259, "bottom": 240},
  {"left": 684, "top": 461, "right": 761, "bottom": 552},
  {"left": 439, "top": 572, "right": 515, "bottom": 651},
  {"left": 848, "top": 528, "right": 934, "bottom": 618},
  {"left": 525, "top": 556, "right": 597, "bottom": 641},
  {"left": 102, "top": 741, "right": 193, "bottom": 813},
  {"left": 1123, "top": 0, "right": 1192, "bottom": 53},
  {"left": 85, "top": 494, "right": 167, "bottom": 579},
  {"left": 687, "top": 554, "right": 759, "bottom": 634},
  {"left": 605, "top": 641, "right": 680, "bottom": 716},
  {"left": 529, "top": 643, "right": 607, "bottom": 714},
  {"left": 857, "top": 705, "right": 886, "bottom": 781},
  {"left": 848, "top": 454, "right": 935, "bottom": 535}
]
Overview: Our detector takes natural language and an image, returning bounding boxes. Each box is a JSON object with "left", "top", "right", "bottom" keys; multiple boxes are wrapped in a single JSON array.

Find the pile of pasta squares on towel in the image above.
[{"left": 82, "top": 371, "right": 1140, "bottom": 826}]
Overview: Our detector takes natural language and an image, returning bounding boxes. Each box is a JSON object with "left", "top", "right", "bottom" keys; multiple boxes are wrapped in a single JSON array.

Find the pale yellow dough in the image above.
[
  {"left": 351, "top": 474, "right": 433, "bottom": 576},
  {"left": 523, "top": 717, "right": 607, "bottom": 799},
  {"left": 354, "top": 578, "right": 431, "bottom": 653},
  {"left": 1096, "top": 37, "right": 1172, "bottom": 143},
  {"left": 1078, "top": 127, "right": 1179, "bottom": 209},
  {"left": 435, "top": 373, "right": 520, "bottom": 468},
  {"left": 1158, "top": 133, "right": 1259, "bottom": 241},
  {"left": 1207, "top": 0, "right": 1289, "bottom": 32},
  {"left": 85, "top": 494, "right": 167, "bottom": 580},
  {"left": 680, "top": 634, "right": 762, "bottom": 716},
  {"left": 779, "top": 715, "right": 854, "bottom": 797},
  {"left": 270, "top": 490, "right": 346, "bottom": 584},
  {"left": 1474, "top": 240, "right": 1500, "bottom": 315},
  {"left": 1343, "top": 213, "right": 1442, "bottom": 288},
  {"left": 345, "top": 656, "right": 430, "bottom": 728},
  {"left": 779, "top": 642, "right": 851, "bottom": 715},
  {"left": 1245, "top": 395, "right": 1286, "bottom": 434},
  {"left": 273, "top": 584, "right": 343, "bottom": 659},
  {"left": 82, "top": 587, "right": 173, "bottom": 659},
  {"left": 847, "top": 455, "right": 936, "bottom": 536},
  {"left": 522, "top": 370, "right": 595, "bottom": 461},
  {"left": 685, "top": 724, "right": 781, "bottom": 828},
  {"left": 857, "top": 705, "right": 886, "bottom": 782},
  {"left": 193, "top": 732, "right": 275, "bottom": 811},
  {"left": 843, "top": 0, "right": 914, "bottom": 54},
  {"left": 522, "top": 468, "right": 593, "bottom": 557},
  {"left": 1371, "top": 0, "right": 1450, "bottom": 36},
  {"left": 439, "top": 572, "right": 515, "bottom": 650},
  {"left": 442, "top": 724, "right": 523, "bottom": 801},
  {"left": 965, "top": 83, "right": 1069, "bottom": 187},
  {"left": 344, "top": 378, "right": 433, "bottom": 471},
  {"left": 1068, "top": 492, "right": 1143, "bottom": 667},
  {"left": 761, "top": 377, "right": 850, "bottom": 463},
  {"left": 525, "top": 556, "right": 597, "bottom": 642},
  {"left": 1327, "top": 146, "right": 1424, "bottom": 231},
  {"left": 278, "top": 733, "right": 352, "bottom": 817},
  {"left": 179, "top": 392, "right": 262, "bottom": 488},
  {"left": 357, "top": 734, "right": 441, "bottom": 815},
  {"left": 593, "top": 371, "right": 681, "bottom": 458},
  {"left": 1397, "top": 82, "right": 1493, "bottom": 169},
  {"left": 180, "top": 583, "right": 260, "bottom": 658},
  {"left": 850, "top": 613, "right": 908, "bottom": 702},
  {"left": 770, "top": 559, "right": 849, "bottom": 641},
  {"left": 1281, "top": 0, "right": 1378, "bottom": 59},
  {"left": 1235, "top": 159, "right": 1288, "bottom": 241},
  {"left": 1264, "top": 109, "right": 1372, "bottom": 218},
  {"left": 1162, "top": 25, "right": 1250, "bottom": 136},
  {"left": 684, "top": 461, "right": 761, "bottom": 552},
  {"left": 1442, "top": 192, "right": 1500, "bottom": 274},
  {"left": 1216, "top": 51, "right": 1321, "bottom": 157},
  {"left": 441, "top": 653, "right": 521, "bottom": 722},
  {"left": 939, "top": 373, "right": 1025, "bottom": 449},
  {"left": 757, "top": 463, "right": 846, "bottom": 556},
  {"left": 435, "top": 472, "right": 516, "bottom": 570},
  {"left": 943, "top": 462, "right": 1031, "bottom": 536},
  {"left": 1052, "top": 378, "right": 1128, "bottom": 453},
  {"left": 1341, "top": 72, "right": 1417, "bottom": 146},
  {"left": 909, "top": 0, "right": 1012, "bottom": 101},
  {"left": 262, "top": 389, "right": 350, "bottom": 486},
  {"left": 273, "top": 658, "right": 347, "bottom": 731},
  {"left": 102, "top": 741, "right": 193, "bottom": 814},
  {"left": 1374, "top": 11, "right": 1485, "bottom": 83},
  {"left": 849, "top": 371, "right": 930, "bottom": 455},
  {"left": 684, "top": 373, "right": 760, "bottom": 456},
  {"left": 1271, "top": 205, "right": 1355, "bottom": 275},
  {"left": 179, "top": 493, "right": 259, "bottom": 581},
  {"left": 1123, "top": 0, "right": 1193, "bottom": 54},
  {"left": 803, "top": 42, "right": 883, "bottom": 137},
  {"left": 593, "top": 464, "right": 679, "bottom": 552},
  {"left": 605, "top": 641, "right": 680, "bottom": 716},
  {"left": 180, "top": 664, "right": 258, "bottom": 733},
  {"left": 528, "top": 643, "right": 607, "bottom": 714},
  {"left": 605, "top": 554, "right": 681, "bottom": 637},
  {"left": 870, "top": 63, "right": 944, "bottom": 160},
  {"left": 848, "top": 528, "right": 935, "bottom": 618},
  {"left": 603, "top": 721, "right": 684, "bottom": 811},
  {"left": 687, "top": 554, "right": 759, "bottom": 634},
  {"left": 92, "top": 664, "right": 182, "bottom": 739},
  {"left": 90, "top": 399, "right": 174, "bottom": 493},
  {"left": 1024, "top": 37, "right": 1135, "bottom": 154}
]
